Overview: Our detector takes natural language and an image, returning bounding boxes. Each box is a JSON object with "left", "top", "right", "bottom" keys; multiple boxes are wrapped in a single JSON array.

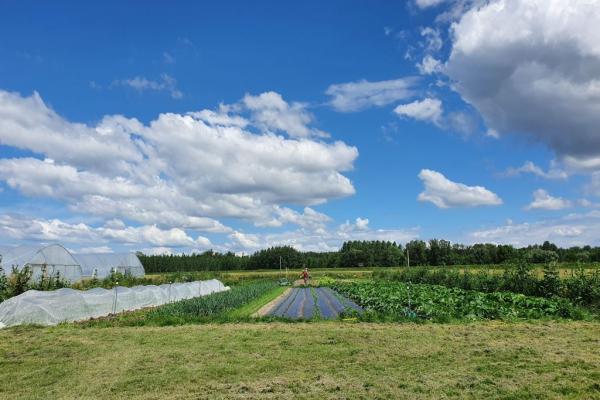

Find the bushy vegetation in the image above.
[
  {"left": 331, "top": 280, "right": 587, "bottom": 322},
  {"left": 139, "top": 240, "right": 600, "bottom": 273},
  {"left": 375, "top": 264, "right": 600, "bottom": 307},
  {"left": 0, "top": 266, "right": 69, "bottom": 302}
]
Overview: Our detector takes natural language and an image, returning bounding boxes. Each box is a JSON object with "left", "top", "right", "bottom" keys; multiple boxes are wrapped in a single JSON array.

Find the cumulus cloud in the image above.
[
  {"left": 446, "top": 0, "right": 600, "bottom": 166},
  {"left": 394, "top": 98, "right": 443, "bottom": 125},
  {"left": 242, "top": 91, "right": 327, "bottom": 138},
  {"left": 111, "top": 73, "right": 183, "bottom": 99},
  {"left": 325, "top": 77, "right": 419, "bottom": 112},
  {"left": 526, "top": 189, "right": 572, "bottom": 211},
  {"left": 418, "top": 169, "right": 503, "bottom": 208},
  {"left": 226, "top": 218, "right": 419, "bottom": 253},
  {"left": 503, "top": 161, "right": 568, "bottom": 180},
  {"left": 0, "top": 215, "right": 206, "bottom": 248},
  {"left": 0, "top": 91, "right": 142, "bottom": 175},
  {"left": 0, "top": 90, "right": 358, "bottom": 234},
  {"left": 469, "top": 211, "right": 600, "bottom": 247}
]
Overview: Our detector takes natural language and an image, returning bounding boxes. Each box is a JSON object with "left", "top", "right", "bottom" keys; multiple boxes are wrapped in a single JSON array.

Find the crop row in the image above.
[
  {"left": 331, "top": 280, "right": 586, "bottom": 322},
  {"left": 84, "top": 280, "right": 279, "bottom": 327}
]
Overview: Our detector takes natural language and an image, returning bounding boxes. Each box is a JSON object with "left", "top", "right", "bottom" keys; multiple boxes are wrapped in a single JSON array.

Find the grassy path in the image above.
[{"left": 1, "top": 321, "right": 598, "bottom": 399}]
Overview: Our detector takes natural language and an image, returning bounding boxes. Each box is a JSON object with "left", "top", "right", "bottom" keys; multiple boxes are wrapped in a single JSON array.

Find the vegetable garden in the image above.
[{"left": 331, "top": 280, "right": 587, "bottom": 322}]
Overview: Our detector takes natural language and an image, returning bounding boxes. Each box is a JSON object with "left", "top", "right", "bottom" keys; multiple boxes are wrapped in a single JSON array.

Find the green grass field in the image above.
[
  {"left": 1, "top": 321, "right": 599, "bottom": 399},
  {"left": 2, "top": 273, "right": 599, "bottom": 399}
]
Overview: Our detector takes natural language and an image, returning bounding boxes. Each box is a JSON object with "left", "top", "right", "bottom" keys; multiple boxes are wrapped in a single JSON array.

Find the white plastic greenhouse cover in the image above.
[
  {"left": 0, "top": 244, "right": 83, "bottom": 282},
  {"left": 0, "top": 244, "right": 146, "bottom": 282},
  {"left": 73, "top": 253, "right": 145, "bottom": 278},
  {"left": 0, "top": 279, "right": 229, "bottom": 328}
]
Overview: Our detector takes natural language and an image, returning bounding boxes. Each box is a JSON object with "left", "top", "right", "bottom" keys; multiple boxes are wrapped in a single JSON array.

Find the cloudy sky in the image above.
[{"left": 1, "top": 0, "right": 600, "bottom": 254}]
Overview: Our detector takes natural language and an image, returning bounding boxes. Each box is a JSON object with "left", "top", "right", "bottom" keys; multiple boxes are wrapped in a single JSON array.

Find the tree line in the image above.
[{"left": 139, "top": 240, "right": 600, "bottom": 273}]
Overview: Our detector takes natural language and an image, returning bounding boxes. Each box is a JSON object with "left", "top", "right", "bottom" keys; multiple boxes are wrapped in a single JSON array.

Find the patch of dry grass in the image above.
[{"left": 0, "top": 321, "right": 599, "bottom": 399}]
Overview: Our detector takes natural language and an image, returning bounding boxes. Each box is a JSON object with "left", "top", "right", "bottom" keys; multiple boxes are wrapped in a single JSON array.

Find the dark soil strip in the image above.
[
  {"left": 267, "top": 287, "right": 362, "bottom": 319},
  {"left": 322, "top": 287, "right": 364, "bottom": 314},
  {"left": 271, "top": 288, "right": 300, "bottom": 317}
]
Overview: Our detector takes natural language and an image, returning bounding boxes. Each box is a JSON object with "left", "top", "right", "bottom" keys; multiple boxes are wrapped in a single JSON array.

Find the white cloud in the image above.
[
  {"left": 226, "top": 218, "right": 419, "bottom": 253},
  {"left": 325, "top": 77, "right": 419, "bottom": 112},
  {"left": 0, "top": 90, "right": 358, "bottom": 233},
  {"left": 446, "top": 0, "right": 600, "bottom": 165},
  {"left": 469, "top": 211, "right": 600, "bottom": 247},
  {"left": 0, "top": 91, "right": 142, "bottom": 175},
  {"left": 355, "top": 217, "right": 369, "bottom": 231},
  {"left": 418, "top": 169, "right": 503, "bottom": 208},
  {"left": 504, "top": 161, "right": 568, "bottom": 180},
  {"left": 394, "top": 98, "right": 443, "bottom": 125},
  {"left": 0, "top": 215, "right": 205, "bottom": 248},
  {"left": 140, "top": 247, "right": 174, "bottom": 256},
  {"left": 228, "top": 231, "right": 262, "bottom": 251},
  {"left": 417, "top": 55, "right": 443, "bottom": 75},
  {"left": 485, "top": 128, "right": 500, "bottom": 139},
  {"left": 415, "top": 0, "right": 447, "bottom": 9},
  {"left": 420, "top": 27, "right": 443, "bottom": 53},
  {"left": 111, "top": 73, "right": 183, "bottom": 99},
  {"left": 242, "top": 91, "right": 327, "bottom": 138},
  {"left": 73, "top": 246, "right": 113, "bottom": 254},
  {"left": 526, "top": 189, "right": 571, "bottom": 211}
]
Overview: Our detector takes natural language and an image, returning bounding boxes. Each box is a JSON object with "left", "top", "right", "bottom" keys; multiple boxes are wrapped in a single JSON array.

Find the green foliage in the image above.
[
  {"left": 0, "top": 265, "right": 70, "bottom": 301},
  {"left": 7, "top": 266, "right": 32, "bottom": 297},
  {"left": 138, "top": 250, "right": 251, "bottom": 273},
  {"left": 88, "top": 280, "right": 279, "bottom": 326},
  {"left": 331, "top": 280, "right": 585, "bottom": 322},
  {"left": 340, "top": 241, "right": 404, "bottom": 267},
  {"left": 0, "top": 267, "right": 7, "bottom": 302},
  {"left": 374, "top": 264, "right": 600, "bottom": 307},
  {"left": 29, "top": 267, "right": 69, "bottom": 292},
  {"left": 138, "top": 240, "right": 600, "bottom": 273},
  {"left": 247, "top": 246, "right": 303, "bottom": 270}
]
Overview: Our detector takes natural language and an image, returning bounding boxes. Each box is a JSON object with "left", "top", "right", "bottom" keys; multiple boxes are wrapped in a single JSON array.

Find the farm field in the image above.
[
  {"left": 144, "top": 263, "right": 600, "bottom": 284},
  {"left": 1, "top": 322, "right": 599, "bottom": 399},
  {"left": 2, "top": 269, "right": 599, "bottom": 398}
]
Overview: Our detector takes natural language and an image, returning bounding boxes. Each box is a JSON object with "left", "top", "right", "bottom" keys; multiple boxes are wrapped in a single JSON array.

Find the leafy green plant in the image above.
[
  {"left": 7, "top": 266, "right": 33, "bottom": 298},
  {"left": 29, "top": 265, "right": 70, "bottom": 292},
  {"left": 331, "top": 280, "right": 586, "bottom": 322}
]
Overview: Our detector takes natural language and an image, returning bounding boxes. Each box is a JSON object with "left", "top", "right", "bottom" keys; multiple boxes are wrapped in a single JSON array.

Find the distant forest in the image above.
[{"left": 139, "top": 240, "right": 600, "bottom": 273}]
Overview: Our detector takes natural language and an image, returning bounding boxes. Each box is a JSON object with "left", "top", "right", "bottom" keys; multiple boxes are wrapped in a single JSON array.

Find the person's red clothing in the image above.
[{"left": 301, "top": 270, "right": 309, "bottom": 284}]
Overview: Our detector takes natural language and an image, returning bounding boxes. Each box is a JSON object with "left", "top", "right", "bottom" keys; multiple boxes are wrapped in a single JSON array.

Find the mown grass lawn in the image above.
[{"left": 1, "top": 321, "right": 599, "bottom": 399}]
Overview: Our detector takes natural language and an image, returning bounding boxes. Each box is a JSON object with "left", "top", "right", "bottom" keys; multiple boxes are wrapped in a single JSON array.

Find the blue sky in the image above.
[{"left": 1, "top": 0, "right": 600, "bottom": 254}]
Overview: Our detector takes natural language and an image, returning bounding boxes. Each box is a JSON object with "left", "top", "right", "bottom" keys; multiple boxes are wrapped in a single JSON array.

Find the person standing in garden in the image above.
[{"left": 300, "top": 267, "right": 310, "bottom": 286}]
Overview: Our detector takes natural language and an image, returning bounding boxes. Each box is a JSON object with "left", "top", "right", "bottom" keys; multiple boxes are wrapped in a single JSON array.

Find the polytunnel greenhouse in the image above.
[{"left": 0, "top": 244, "right": 145, "bottom": 282}]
